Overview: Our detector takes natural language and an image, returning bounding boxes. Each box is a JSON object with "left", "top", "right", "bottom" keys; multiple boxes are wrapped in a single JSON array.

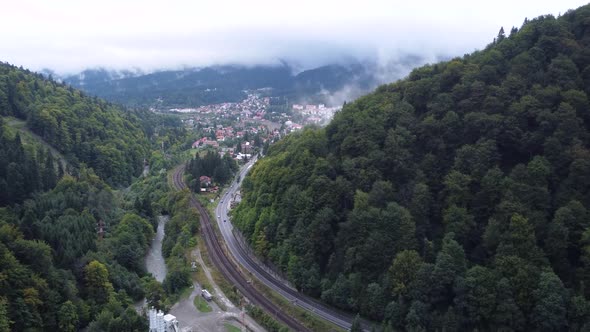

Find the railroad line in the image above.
[{"left": 171, "top": 165, "right": 309, "bottom": 332}]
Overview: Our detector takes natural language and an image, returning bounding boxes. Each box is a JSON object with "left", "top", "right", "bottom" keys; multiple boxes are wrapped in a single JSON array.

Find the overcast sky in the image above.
[{"left": 1, "top": 0, "right": 587, "bottom": 74}]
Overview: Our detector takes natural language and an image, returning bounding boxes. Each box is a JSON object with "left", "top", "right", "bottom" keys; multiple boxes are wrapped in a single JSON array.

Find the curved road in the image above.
[
  {"left": 172, "top": 166, "right": 309, "bottom": 332},
  {"left": 215, "top": 158, "right": 357, "bottom": 330}
]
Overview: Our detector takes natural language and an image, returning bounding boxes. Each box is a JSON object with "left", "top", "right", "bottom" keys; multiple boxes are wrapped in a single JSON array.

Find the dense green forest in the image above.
[
  {"left": 161, "top": 189, "right": 200, "bottom": 296},
  {"left": 0, "top": 63, "right": 150, "bottom": 185},
  {"left": 233, "top": 6, "right": 590, "bottom": 330},
  {"left": 0, "top": 64, "right": 195, "bottom": 331},
  {"left": 0, "top": 171, "right": 150, "bottom": 331},
  {"left": 0, "top": 118, "right": 60, "bottom": 205},
  {"left": 185, "top": 150, "right": 239, "bottom": 191}
]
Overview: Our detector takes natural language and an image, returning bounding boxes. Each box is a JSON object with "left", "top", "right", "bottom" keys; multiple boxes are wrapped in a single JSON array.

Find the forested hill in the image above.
[
  {"left": 0, "top": 63, "right": 150, "bottom": 185},
  {"left": 62, "top": 63, "right": 377, "bottom": 108},
  {"left": 0, "top": 64, "right": 177, "bottom": 330},
  {"left": 233, "top": 5, "right": 590, "bottom": 330}
]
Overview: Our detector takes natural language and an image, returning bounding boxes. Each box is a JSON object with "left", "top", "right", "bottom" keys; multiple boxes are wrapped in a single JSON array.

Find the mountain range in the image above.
[{"left": 55, "top": 56, "right": 432, "bottom": 109}]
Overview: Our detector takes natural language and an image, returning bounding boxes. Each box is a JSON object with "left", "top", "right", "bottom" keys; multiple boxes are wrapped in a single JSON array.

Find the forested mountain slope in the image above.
[
  {"left": 0, "top": 118, "right": 62, "bottom": 205},
  {"left": 62, "top": 63, "right": 376, "bottom": 108},
  {"left": 0, "top": 171, "right": 156, "bottom": 331},
  {"left": 0, "top": 65, "right": 180, "bottom": 331},
  {"left": 233, "top": 6, "right": 590, "bottom": 330},
  {"left": 0, "top": 63, "right": 150, "bottom": 185}
]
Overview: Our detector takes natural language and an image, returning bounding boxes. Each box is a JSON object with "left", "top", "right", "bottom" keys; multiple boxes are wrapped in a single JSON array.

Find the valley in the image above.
[
  {"left": 58, "top": 61, "right": 421, "bottom": 110},
  {"left": 1, "top": 2, "right": 590, "bottom": 332}
]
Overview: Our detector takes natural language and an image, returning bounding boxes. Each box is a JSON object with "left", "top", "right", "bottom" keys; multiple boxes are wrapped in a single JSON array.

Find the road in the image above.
[
  {"left": 170, "top": 279, "right": 264, "bottom": 332},
  {"left": 143, "top": 221, "right": 263, "bottom": 331},
  {"left": 214, "top": 158, "right": 356, "bottom": 330},
  {"left": 172, "top": 165, "right": 309, "bottom": 332}
]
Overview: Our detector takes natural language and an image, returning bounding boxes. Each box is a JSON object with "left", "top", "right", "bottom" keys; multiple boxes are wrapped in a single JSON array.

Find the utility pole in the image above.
[{"left": 240, "top": 298, "right": 245, "bottom": 332}]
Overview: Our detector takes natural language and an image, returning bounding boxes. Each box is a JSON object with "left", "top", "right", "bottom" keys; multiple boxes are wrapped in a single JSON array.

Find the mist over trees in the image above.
[
  {"left": 3, "top": 3, "right": 590, "bottom": 331},
  {"left": 233, "top": 6, "right": 590, "bottom": 330},
  {"left": 62, "top": 63, "right": 383, "bottom": 109}
]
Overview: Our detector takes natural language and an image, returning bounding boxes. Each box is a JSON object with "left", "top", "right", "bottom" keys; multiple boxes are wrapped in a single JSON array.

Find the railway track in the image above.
[
  {"left": 217, "top": 158, "right": 356, "bottom": 330},
  {"left": 172, "top": 165, "right": 309, "bottom": 332}
]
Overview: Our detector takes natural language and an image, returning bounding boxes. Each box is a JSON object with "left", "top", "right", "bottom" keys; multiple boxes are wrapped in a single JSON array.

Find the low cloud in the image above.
[
  {"left": 303, "top": 53, "right": 443, "bottom": 108},
  {"left": 0, "top": 0, "right": 586, "bottom": 74}
]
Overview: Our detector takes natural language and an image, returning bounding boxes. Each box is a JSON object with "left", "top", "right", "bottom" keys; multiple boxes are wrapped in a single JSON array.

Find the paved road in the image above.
[
  {"left": 145, "top": 231, "right": 263, "bottom": 332},
  {"left": 215, "top": 158, "right": 357, "bottom": 330},
  {"left": 170, "top": 281, "right": 259, "bottom": 332},
  {"left": 172, "top": 166, "right": 309, "bottom": 332}
]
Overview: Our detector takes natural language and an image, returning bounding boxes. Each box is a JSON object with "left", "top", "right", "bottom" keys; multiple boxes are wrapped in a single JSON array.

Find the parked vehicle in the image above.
[{"left": 201, "top": 289, "right": 212, "bottom": 301}]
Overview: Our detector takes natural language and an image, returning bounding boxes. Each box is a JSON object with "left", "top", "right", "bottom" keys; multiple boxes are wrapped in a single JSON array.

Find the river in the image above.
[
  {"left": 135, "top": 215, "right": 169, "bottom": 312},
  {"left": 146, "top": 215, "right": 169, "bottom": 282}
]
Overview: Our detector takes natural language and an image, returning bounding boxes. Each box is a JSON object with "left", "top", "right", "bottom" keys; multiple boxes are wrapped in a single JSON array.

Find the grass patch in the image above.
[
  {"left": 5, "top": 116, "right": 26, "bottom": 129},
  {"left": 224, "top": 322, "right": 242, "bottom": 332},
  {"left": 247, "top": 272, "right": 346, "bottom": 332},
  {"left": 194, "top": 295, "right": 213, "bottom": 313},
  {"left": 196, "top": 194, "right": 218, "bottom": 218},
  {"left": 167, "top": 167, "right": 177, "bottom": 188},
  {"left": 198, "top": 240, "right": 242, "bottom": 305},
  {"left": 166, "top": 285, "right": 193, "bottom": 305},
  {"left": 246, "top": 304, "right": 288, "bottom": 332},
  {"left": 190, "top": 248, "right": 228, "bottom": 311},
  {"left": 212, "top": 294, "right": 228, "bottom": 312},
  {"left": 183, "top": 148, "right": 199, "bottom": 159},
  {"left": 5, "top": 116, "right": 69, "bottom": 170},
  {"left": 192, "top": 261, "right": 211, "bottom": 291}
]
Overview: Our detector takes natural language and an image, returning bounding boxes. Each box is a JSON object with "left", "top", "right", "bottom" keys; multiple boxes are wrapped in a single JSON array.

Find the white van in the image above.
[{"left": 201, "top": 289, "right": 212, "bottom": 301}]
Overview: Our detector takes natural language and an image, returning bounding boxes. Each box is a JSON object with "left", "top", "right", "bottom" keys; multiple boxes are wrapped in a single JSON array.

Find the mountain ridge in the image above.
[{"left": 57, "top": 57, "right": 429, "bottom": 108}]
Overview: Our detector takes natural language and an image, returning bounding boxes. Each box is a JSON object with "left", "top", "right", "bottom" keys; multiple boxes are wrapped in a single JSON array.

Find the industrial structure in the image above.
[{"left": 148, "top": 307, "right": 179, "bottom": 332}]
